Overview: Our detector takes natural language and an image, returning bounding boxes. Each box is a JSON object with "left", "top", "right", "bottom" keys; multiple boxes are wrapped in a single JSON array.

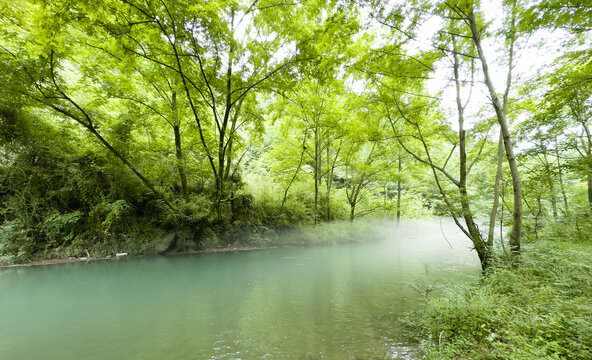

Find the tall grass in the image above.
[{"left": 414, "top": 239, "right": 592, "bottom": 359}]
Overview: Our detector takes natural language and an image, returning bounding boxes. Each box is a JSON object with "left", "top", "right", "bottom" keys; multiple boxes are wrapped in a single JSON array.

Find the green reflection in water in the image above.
[{"left": 0, "top": 220, "right": 479, "bottom": 359}]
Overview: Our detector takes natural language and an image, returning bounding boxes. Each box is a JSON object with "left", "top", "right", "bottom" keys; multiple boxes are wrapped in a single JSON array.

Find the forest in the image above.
[
  {"left": 1, "top": 0, "right": 591, "bottom": 358},
  {"left": 1, "top": 0, "right": 590, "bottom": 265}
]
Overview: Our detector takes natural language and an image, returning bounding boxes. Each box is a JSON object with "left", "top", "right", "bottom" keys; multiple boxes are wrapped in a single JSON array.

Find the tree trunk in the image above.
[
  {"left": 580, "top": 121, "right": 592, "bottom": 208},
  {"left": 171, "top": 91, "right": 189, "bottom": 201},
  {"left": 543, "top": 150, "right": 558, "bottom": 220},
  {"left": 346, "top": 176, "right": 360, "bottom": 223},
  {"left": 280, "top": 129, "right": 308, "bottom": 213},
  {"left": 534, "top": 195, "right": 542, "bottom": 240},
  {"left": 588, "top": 174, "right": 592, "bottom": 208},
  {"left": 468, "top": 11, "right": 522, "bottom": 255},
  {"left": 325, "top": 145, "right": 340, "bottom": 221},
  {"left": 500, "top": 178, "right": 506, "bottom": 253},
  {"left": 454, "top": 44, "right": 490, "bottom": 269},
  {"left": 173, "top": 125, "right": 189, "bottom": 201},
  {"left": 326, "top": 146, "right": 331, "bottom": 221},
  {"left": 555, "top": 142, "right": 569, "bottom": 215},
  {"left": 314, "top": 126, "right": 320, "bottom": 224},
  {"left": 397, "top": 153, "right": 402, "bottom": 221},
  {"left": 488, "top": 133, "right": 503, "bottom": 249},
  {"left": 88, "top": 126, "right": 176, "bottom": 211}
]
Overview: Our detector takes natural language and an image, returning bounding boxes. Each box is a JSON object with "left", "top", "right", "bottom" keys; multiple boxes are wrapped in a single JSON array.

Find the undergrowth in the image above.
[{"left": 413, "top": 239, "right": 592, "bottom": 359}]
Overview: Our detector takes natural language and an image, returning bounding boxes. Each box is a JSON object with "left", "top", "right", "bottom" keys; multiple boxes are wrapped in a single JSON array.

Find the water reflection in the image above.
[{"left": 0, "top": 219, "right": 479, "bottom": 359}]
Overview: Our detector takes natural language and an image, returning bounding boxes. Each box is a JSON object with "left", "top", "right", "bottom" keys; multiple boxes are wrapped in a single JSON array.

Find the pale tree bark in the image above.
[
  {"left": 542, "top": 150, "right": 558, "bottom": 220},
  {"left": 385, "top": 33, "right": 495, "bottom": 269},
  {"left": 326, "top": 145, "right": 341, "bottom": 221},
  {"left": 453, "top": 44, "right": 490, "bottom": 268},
  {"left": 396, "top": 152, "right": 402, "bottom": 221},
  {"left": 388, "top": 107, "right": 491, "bottom": 269},
  {"left": 554, "top": 141, "right": 569, "bottom": 215},
  {"left": 465, "top": 4, "right": 522, "bottom": 254},
  {"left": 488, "top": 133, "right": 504, "bottom": 249},
  {"left": 314, "top": 124, "right": 321, "bottom": 224}
]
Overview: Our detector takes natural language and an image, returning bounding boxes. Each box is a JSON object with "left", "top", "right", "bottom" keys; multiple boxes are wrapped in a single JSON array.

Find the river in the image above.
[{"left": 0, "top": 219, "right": 480, "bottom": 359}]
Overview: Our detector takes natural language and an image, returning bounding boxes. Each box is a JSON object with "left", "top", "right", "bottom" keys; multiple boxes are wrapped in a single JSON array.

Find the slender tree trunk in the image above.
[
  {"left": 549, "top": 185, "right": 558, "bottom": 219},
  {"left": 325, "top": 145, "right": 340, "bottom": 221},
  {"left": 88, "top": 126, "right": 176, "bottom": 211},
  {"left": 542, "top": 150, "right": 558, "bottom": 220},
  {"left": 224, "top": 99, "right": 243, "bottom": 185},
  {"left": 555, "top": 143, "right": 569, "bottom": 214},
  {"left": 173, "top": 125, "right": 189, "bottom": 201},
  {"left": 213, "top": 9, "right": 235, "bottom": 220},
  {"left": 171, "top": 91, "right": 189, "bottom": 201},
  {"left": 588, "top": 175, "right": 592, "bottom": 208},
  {"left": 488, "top": 133, "right": 504, "bottom": 249},
  {"left": 500, "top": 178, "right": 507, "bottom": 253},
  {"left": 453, "top": 44, "right": 490, "bottom": 269},
  {"left": 349, "top": 187, "right": 360, "bottom": 222},
  {"left": 468, "top": 10, "right": 522, "bottom": 254},
  {"left": 280, "top": 129, "right": 308, "bottom": 214},
  {"left": 534, "top": 195, "right": 542, "bottom": 240},
  {"left": 314, "top": 126, "right": 319, "bottom": 224},
  {"left": 550, "top": 187, "right": 558, "bottom": 220},
  {"left": 581, "top": 121, "right": 591, "bottom": 208},
  {"left": 397, "top": 154, "right": 402, "bottom": 221},
  {"left": 326, "top": 146, "right": 331, "bottom": 220},
  {"left": 41, "top": 52, "right": 177, "bottom": 212},
  {"left": 346, "top": 166, "right": 361, "bottom": 223},
  {"left": 581, "top": 122, "right": 592, "bottom": 208}
]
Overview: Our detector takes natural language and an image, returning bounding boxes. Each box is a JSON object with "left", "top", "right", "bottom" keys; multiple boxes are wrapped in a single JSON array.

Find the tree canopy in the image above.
[{"left": 1, "top": 0, "right": 590, "bottom": 269}]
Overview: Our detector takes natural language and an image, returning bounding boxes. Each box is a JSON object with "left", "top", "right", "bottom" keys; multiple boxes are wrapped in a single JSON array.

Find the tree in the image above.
[
  {"left": 446, "top": 0, "right": 523, "bottom": 255},
  {"left": 272, "top": 77, "right": 348, "bottom": 223}
]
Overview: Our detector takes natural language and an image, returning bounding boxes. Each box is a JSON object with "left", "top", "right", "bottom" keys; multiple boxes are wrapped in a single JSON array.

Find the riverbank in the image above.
[
  {"left": 0, "top": 245, "right": 267, "bottom": 268},
  {"left": 412, "top": 239, "right": 592, "bottom": 359},
  {"left": 0, "top": 219, "right": 391, "bottom": 267}
]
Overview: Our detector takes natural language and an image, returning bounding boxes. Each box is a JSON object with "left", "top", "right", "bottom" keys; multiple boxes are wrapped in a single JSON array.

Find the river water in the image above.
[{"left": 0, "top": 219, "right": 479, "bottom": 359}]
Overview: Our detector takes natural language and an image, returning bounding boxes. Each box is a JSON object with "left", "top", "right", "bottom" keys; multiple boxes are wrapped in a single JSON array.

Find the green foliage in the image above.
[
  {"left": 545, "top": 206, "right": 592, "bottom": 244},
  {"left": 245, "top": 173, "right": 316, "bottom": 227},
  {"left": 200, "top": 228, "right": 219, "bottom": 248},
  {"left": 0, "top": 105, "right": 172, "bottom": 261},
  {"left": 0, "top": 0, "right": 589, "bottom": 271},
  {"left": 163, "top": 195, "right": 212, "bottom": 228},
  {"left": 415, "top": 240, "right": 592, "bottom": 360}
]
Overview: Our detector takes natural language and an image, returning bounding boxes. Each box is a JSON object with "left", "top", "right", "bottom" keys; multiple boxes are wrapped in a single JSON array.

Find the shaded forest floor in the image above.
[{"left": 409, "top": 239, "right": 592, "bottom": 360}]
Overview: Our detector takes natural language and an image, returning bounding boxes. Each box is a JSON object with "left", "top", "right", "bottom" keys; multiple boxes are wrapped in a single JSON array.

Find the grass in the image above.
[{"left": 412, "top": 239, "right": 592, "bottom": 360}]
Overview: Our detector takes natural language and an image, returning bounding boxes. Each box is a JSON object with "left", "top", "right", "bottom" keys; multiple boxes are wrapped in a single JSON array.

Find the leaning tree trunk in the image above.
[
  {"left": 468, "top": 11, "right": 522, "bottom": 254},
  {"left": 454, "top": 47, "right": 490, "bottom": 268}
]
